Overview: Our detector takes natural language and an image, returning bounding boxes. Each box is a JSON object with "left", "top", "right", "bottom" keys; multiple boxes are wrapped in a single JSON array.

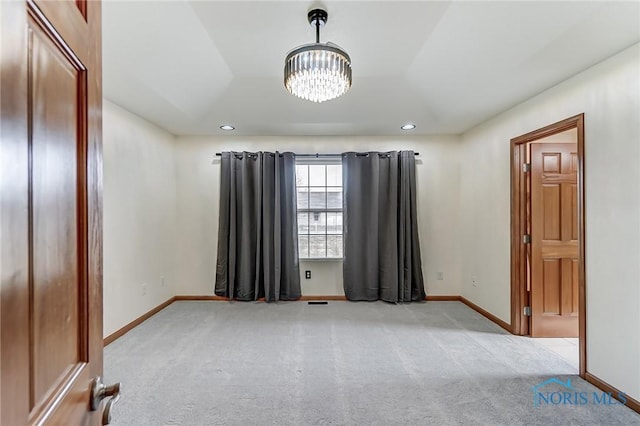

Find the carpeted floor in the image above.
[{"left": 104, "top": 301, "right": 640, "bottom": 425}]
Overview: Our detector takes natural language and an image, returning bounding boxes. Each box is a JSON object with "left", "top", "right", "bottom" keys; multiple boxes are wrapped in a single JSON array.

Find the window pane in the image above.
[
  {"left": 296, "top": 188, "right": 309, "bottom": 209},
  {"left": 296, "top": 164, "right": 308, "bottom": 186},
  {"left": 326, "top": 165, "right": 341, "bottom": 186},
  {"left": 309, "top": 187, "right": 326, "bottom": 209},
  {"left": 298, "top": 236, "right": 309, "bottom": 258},
  {"left": 308, "top": 212, "right": 326, "bottom": 234},
  {"left": 309, "top": 165, "right": 326, "bottom": 186},
  {"left": 327, "top": 235, "right": 343, "bottom": 258},
  {"left": 309, "top": 235, "right": 326, "bottom": 258},
  {"left": 326, "top": 212, "right": 342, "bottom": 234},
  {"left": 295, "top": 161, "right": 343, "bottom": 259},
  {"left": 327, "top": 187, "right": 342, "bottom": 209},
  {"left": 297, "top": 212, "right": 309, "bottom": 234}
]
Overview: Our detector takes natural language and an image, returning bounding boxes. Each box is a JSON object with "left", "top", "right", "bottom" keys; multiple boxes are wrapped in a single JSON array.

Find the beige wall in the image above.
[
  {"left": 173, "top": 135, "right": 462, "bottom": 298},
  {"left": 101, "top": 42, "right": 640, "bottom": 403},
  {"left": 103, "top": 100, "right": 177, "bottom": 337},
  {"left": 459, "top": 43, "right": 640, "bottom": 400}
]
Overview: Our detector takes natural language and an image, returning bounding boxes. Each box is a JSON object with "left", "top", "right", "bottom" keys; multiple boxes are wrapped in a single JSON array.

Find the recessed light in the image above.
[
  {"left": 220, "top": 124, "right": 235, "bottom": 131},
  {"left": 401, "top": 123, "right": 416, "bottom": 130}
]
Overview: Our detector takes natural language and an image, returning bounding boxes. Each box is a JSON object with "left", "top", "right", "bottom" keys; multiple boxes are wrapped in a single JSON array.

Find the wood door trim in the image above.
[
  {"left": 510, "top": 114, "right": 586, "bottom": 377},
  {"left": 510, "top": 138, "right": 528, "bottom": 336}
]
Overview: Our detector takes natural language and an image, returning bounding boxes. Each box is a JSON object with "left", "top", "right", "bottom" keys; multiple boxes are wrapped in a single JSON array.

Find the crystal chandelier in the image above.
[{"left": 284, "top": 9, "right": 352, "bottom": 103}]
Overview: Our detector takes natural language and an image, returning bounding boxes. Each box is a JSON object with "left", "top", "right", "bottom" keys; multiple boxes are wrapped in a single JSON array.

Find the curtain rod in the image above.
[{"left": 214, "top": 152, "right": 419, "bottom": 157}]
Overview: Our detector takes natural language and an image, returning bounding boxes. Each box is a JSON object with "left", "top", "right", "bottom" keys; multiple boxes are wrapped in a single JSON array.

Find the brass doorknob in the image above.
[{"left": 90, "top": 376, "right": 121, "bottom": 425}]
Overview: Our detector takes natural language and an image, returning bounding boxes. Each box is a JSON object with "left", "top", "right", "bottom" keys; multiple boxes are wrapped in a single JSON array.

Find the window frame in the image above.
[{"left": 295, "top": 156, "right": 343, "bottom": 260}]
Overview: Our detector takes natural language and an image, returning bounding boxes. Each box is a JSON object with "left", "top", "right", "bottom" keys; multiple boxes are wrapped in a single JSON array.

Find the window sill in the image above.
[{"left": 299, "top": 258, "right": 343, "bottom": 262}]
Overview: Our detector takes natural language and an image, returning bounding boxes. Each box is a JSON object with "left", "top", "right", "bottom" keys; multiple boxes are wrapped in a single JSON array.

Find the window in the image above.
[{"left": 296, "top": 160, "right": 343, "bottom": 259}]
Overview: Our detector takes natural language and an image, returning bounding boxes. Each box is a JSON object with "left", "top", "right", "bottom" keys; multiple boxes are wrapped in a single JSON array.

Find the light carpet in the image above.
[{"left": 104, "top": 301, "right": 640, "bottom": 425}]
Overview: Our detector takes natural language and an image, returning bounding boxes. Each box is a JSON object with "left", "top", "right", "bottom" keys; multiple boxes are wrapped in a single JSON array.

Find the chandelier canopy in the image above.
[{"left": 284, "top": 9, "right": 352, "bottom": 103}]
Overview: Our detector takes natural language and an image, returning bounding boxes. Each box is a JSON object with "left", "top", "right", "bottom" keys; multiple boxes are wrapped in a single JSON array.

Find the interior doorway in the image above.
[
  {"left": 510, "top": 114, "right": 586, "bottom": 377},
  {"left": 530, "top": 136, "right": 578, "bottom": 337}
]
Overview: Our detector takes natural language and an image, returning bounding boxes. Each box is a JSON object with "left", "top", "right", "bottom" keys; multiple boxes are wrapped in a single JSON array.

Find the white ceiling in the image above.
[{"left": 102, "top": 1, "right": 640, "bottom": 136}]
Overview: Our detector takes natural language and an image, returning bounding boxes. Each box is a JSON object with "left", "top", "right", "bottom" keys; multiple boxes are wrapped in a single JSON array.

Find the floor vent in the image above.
[{"left": 307, "top": 301, "right": 328, "bottom": 305}]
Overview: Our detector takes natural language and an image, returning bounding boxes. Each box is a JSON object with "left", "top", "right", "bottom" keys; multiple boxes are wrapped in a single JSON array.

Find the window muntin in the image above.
[{"left": 296, "top": 162, "right": 343, "bottom": 259}]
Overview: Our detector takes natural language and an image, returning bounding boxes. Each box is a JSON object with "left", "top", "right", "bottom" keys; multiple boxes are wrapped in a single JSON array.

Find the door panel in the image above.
[
  {"left": 542, "top": 259, "right": 561, "bottom": 315},
  {"left": 30, "top": 17, "right": 91, "bottom": 415},
  {"left": 531, "top": 143, "right": 578, "bottom": 337},
  {"left": 1, "top": 0, "right": 103, "bottom": 424},
  {"left": 542, "top": 184, "right": 560, "bottom": 240},
  {"left": 542, "top": 153, "right": 560, "bottom": 173}
]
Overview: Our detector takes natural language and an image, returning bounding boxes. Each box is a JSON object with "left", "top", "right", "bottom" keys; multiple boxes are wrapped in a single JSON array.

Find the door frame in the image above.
[{"left": 510, "top": 113, "right": 586, "bottom": 377}]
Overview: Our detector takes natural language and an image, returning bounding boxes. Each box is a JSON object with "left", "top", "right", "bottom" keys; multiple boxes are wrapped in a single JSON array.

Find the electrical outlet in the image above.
[
  {"left": 437, "top": 272, "right": 444, "bottom": 280},
  {"left": 472, "top": 276, "right": 477, "bottom": 287},
  {"left": 305, "top": 270, "right": 311, "bottom": 279},
  {"left": 142, "top": 283, "right": 147, "bottom": 295}
]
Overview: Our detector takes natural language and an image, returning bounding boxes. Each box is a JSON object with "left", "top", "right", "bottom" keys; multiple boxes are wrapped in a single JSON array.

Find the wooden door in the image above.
[
  {"left": 1, "top": 0, "right": 105, "bottom": 424},
  {"left": 530, "top": 143, "right": 579, "bottom": 337}
]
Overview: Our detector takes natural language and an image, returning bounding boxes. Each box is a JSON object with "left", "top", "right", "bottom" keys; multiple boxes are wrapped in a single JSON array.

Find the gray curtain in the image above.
[
  {"left": 215, "top": 151, "right": 301, "bottom": 301},
  {"left": 342, "top": 151, "right": 426, "bottom": 302}
]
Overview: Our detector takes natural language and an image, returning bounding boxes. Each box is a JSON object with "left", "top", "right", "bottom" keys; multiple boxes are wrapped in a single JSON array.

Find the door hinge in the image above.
[
  {"left": 523, "top": 234, "right": 531, "bottom": 244},
  {"left": 524, "top": 306, "right": 532, "bottom": 316},
  {"left": 522, "top": 163, "right": 531, "bottom": 173}
]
